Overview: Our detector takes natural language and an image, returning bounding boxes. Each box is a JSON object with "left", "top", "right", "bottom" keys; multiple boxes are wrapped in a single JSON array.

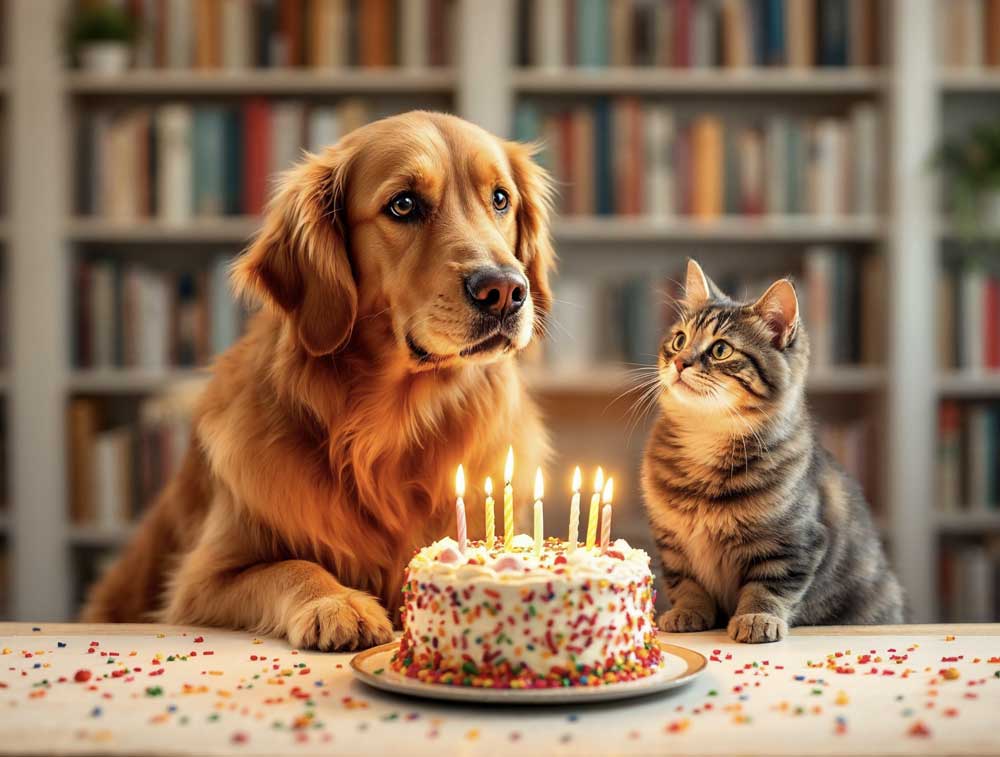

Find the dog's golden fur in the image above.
[{"left": 82, "top": 112, "right": 554, "bottom": 650}]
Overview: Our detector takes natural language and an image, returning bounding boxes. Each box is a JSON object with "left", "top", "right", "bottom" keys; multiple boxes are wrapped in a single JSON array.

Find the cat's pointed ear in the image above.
[
  {"left": 684, "top": 259, "right": 714, "bottom": 308},
  {"left": 752, "top": 279, "right": 799, "bottom": 349}
]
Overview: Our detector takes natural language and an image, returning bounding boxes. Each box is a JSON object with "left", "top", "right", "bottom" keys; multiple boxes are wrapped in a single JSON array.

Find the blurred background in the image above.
[{"left": 0, "top": 0, "right": 997, "bottom": 624}]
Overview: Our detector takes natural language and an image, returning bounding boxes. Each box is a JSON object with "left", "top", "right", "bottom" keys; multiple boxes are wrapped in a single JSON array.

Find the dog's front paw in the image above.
[
  {"left": 658, "top": 607, "right": 713, "bottom": 633},
  {"left": 727, "top": 612, "right": 787, "bottom": 643},
  {"left": 286, "top": 593, "right": 393, "bottom": 651}
]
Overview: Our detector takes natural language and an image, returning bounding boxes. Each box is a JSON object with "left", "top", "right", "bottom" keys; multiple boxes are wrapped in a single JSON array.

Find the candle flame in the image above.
[
  {"left": 533, "top": 467, "right": 544, "bottom": 501},
  {"left": 504, "top": 446, "right": 514, "bottom": 483},
  {"left": 593, "top": 466, "right": 604, "bottom": 494},
  {"left": 602, "top": 476, "right": 614, "bottom": 504},
  {"left": 484, "top": 476, "right": 493, "bottom": 497},
  {"left": 572, "top": 466, "right": 582, "bottom": 492},
  {"left": 455, "top": 464, "right": 465, "bottom": 497}
]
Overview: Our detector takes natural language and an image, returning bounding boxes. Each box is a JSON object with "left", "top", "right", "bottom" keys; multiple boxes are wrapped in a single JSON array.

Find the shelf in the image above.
[
  {"left": 67, "top": 524, "right": 133, "bottom": 548},
  {"left": 513, "top": 67, "right": 888, "bottom": 95},
  {"left": 64, "top": 68, "right": 457, "bottom": 96},
  {"left": 938, "top": 69, "right": 1000, "bottom": 92},
  {"left": 526, "top": 365, "right": 884, "bottom": 395},
  {"left": 65, "top": 215, "right": 887, "bottom": 245},
  {"left": 936, "top": 510, "right": 1000, "bottom": 535},
  {"left": 937, "top": 373, "right": 1000, "bottom": 398},
  {"left": 69, "top": 369, "right": 209, "bottom": 394},
  {"left": 552, "top": 216, "right": 885, "bottom": 243},
  {"left": 67, "top": 216, "right": 260, "bottom": 243}
]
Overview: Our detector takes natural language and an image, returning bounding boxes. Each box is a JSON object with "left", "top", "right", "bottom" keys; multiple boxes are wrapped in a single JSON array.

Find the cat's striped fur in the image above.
[{"left": 641, "top": 260, "right": 903, "bottom": 643}]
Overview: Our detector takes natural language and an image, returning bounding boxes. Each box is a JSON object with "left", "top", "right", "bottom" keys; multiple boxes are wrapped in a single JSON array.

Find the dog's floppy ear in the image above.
[
  {"left": 505, "top": 141, "right": 556, "bottom": 316},
  {"left": 232, "top": 149, "right": 357, "bottom": 357}
]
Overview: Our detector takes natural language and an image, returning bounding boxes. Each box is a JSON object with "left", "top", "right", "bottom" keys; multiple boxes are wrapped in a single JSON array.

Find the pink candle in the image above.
[
  {"left": 600, "top": 504, "right": 612, "bottom": 553},
  {"left": 455, "top": 464, "right": 467, "bottom": 553}
]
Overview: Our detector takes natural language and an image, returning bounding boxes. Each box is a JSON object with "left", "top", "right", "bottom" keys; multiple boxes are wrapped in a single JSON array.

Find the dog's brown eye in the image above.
[
  {"left": 388, "top": 192, "right": 417, "bottom": 219},
  {"left": 492, "top": 188, "right": 510, "bottom": 213}
]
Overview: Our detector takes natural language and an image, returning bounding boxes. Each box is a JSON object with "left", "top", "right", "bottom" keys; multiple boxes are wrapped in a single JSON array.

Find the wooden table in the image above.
[{"left": 1, "top": 623, "right": 998, "bottom": 756}]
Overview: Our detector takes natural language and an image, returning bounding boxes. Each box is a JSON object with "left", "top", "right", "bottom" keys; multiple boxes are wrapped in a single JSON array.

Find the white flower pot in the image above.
[{"left": 79, "top": 42, "right": 130, "bottom": 75}]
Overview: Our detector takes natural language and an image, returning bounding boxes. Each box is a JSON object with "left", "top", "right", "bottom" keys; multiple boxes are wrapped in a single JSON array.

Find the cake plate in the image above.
[{"left": 351, "top": 638, "right": 707, "bottom": 704}]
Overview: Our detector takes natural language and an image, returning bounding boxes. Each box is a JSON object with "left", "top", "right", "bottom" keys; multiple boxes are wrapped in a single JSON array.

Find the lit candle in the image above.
[
  {"left": 503, "top": 446, "right": 514, "bottom": 551},
  {"left": 533, "top": 466, "right": 544, "bottom": 559},
  {"left": 484, "top": 476, "right": 495, "bottom": 550},
  {"left": 567, "top": 466, "right": 582, "bottom": 553},
  {"left": 600, "top": 477, "right": 614, "bottom": 552},
  {"left": 455, "top": 464, "right": 467, "bottom": 553},
  {"left": 585, "top": 466, "right": 604, "bottom": 549}
]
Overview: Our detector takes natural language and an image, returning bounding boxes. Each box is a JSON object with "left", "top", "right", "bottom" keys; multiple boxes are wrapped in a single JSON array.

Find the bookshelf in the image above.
[
  {"left": 512, "top": 67, "right": 888, "bottom": 95},
  {"left": 65, "top": 69, "right": 457, "bottom": 96},
  {"left": 0, "top": 0, "right": 979, "bottom": 624},
  {"left": 931, "top": 1, "right": 1000, "bottom": 623}
]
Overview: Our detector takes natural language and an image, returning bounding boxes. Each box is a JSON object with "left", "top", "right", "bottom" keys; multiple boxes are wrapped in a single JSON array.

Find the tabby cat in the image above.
[{"left": 641, "top": 260, "right": 903, "bottom": 643}]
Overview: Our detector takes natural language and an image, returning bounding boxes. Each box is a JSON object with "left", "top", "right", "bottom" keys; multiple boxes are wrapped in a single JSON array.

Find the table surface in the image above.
[{"left": 1, "top": 623, "right": 998, "bottom": 756}]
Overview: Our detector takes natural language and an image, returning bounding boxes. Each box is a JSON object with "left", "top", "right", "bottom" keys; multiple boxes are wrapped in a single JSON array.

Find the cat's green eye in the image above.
[
  {"left": 670, "top": 332, "right": 687, "bottom": 352},
  {"left": 710, "top": 340, "right": 733, "bottom": 360}
]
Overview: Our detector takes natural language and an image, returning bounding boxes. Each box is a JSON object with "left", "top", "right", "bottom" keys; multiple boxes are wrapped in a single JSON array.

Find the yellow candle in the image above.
[
  {"left": 484, "top": 476, "right": 495, "bottom": 550},
  {"left": 455, "top": 464, "right": 467, "bottom": 553},
  {"left": 533, "top": 466, "right": 544, "bottom": 559},
  {"left": 585, "top": 466, "right": 604, "bottom": 548},
  {"left": 567, "top": 466, "right": 582, "bottom": 554},
  {"left": 503, "top": 446, "right": 514, "bottom": 551},
  {"left": 600, "top": 477, "right": 614, "bottom": 553}
]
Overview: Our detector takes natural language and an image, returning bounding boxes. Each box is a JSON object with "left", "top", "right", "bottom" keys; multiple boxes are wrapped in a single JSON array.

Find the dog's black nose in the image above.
[{"left": 465, "top": 267, "right": 528, "bottom": 318}]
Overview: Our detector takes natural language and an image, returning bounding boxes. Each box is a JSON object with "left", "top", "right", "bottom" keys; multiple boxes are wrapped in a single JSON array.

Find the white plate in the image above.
[{"left": 351, "top": 639, "right": 707, "bottom": 705}]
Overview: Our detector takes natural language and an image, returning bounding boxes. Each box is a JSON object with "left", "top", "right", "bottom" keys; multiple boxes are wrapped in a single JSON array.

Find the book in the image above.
[
  {"left": 243, "top": 98, "right": 272, "bottom": 216},
  {"left": 358, "top": 0, "right": 395, "bottom": 67},
  {"left": 578, "top": 0, "right": 609, "bottom": 67},
  {"left": 156, "top": 105, "right": 193, "bottom": 224},
  {"left": 691, "top": 116, "right": 723, "bottom": 219},
  {"left": 937, "top": 401, "right": 962, "bottom": 514},
  {"left": 192, "top": 107, "right": 226, "bottom": 216},
  {"left": 533, "top": 0, "right": 567, "bottom": 68},
  {"left": 221, "top": 0, "right": 253, "bottom": 69},
  {"left": 643, "top": 104, "right": 675, "bottom": 218},
  {"left": 400, "top": 0, "right": 429, "bottom": 69}
]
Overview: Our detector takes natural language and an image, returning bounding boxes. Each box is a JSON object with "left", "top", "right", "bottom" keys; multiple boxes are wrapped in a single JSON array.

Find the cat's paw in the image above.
[
  {"left": 657, "top": 607, "right": 713, "bottom": 633},
  {"left": 727, "top": 612, "right": 788, "bottom": 643},
  {"left": 286, "top": 592, "right": 393, "bottom": 652}
]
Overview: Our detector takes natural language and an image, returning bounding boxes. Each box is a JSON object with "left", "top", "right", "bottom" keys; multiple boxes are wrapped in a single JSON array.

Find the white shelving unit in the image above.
[{"left": 0, "top": 0, "right": 963, "bottom": 622}]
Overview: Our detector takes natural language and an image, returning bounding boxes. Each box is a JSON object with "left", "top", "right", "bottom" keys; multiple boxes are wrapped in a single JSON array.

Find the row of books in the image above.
[
  {"left": 546, "top": 247, "right": 881, "bottom": 370},
  {"left": 68, "top": 394, "right": 193, "bottom": 528},
  {"left": 107, "top": 0, "right": 453, "bottom": 70},
  {"left": 937, "top": 0, "right": 1000, "bottom": 69},
  {"left": 515, "top": 0, "right": 879, "bottom": 69},
  {"left": 939, "top": 541, "right": 1000, "bottom": 623},
  {"left": 938, "top": 264, "right": 1000, "bottom": 373},
  {"left": 938, "top": 402, "right": 1000, "bottom": 512},
  {"left": 74, "top": 257, "right": 246, "bottom": 370},
  {"left": 515, "top": 100, "right": 881, "bottom": 218},
  {"left": 75, "top": 99, "right": 379, "bottom": 222}
]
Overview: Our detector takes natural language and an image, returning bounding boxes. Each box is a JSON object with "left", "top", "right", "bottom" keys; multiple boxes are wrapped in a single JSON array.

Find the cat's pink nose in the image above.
[{"left": 674, "top": 357, "right": 687, "bottom": 374}]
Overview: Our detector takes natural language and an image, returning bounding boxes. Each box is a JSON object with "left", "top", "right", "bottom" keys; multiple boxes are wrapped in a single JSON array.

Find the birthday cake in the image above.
[{"left": 390, "top": 534, "right": 663, "bottom": 688}]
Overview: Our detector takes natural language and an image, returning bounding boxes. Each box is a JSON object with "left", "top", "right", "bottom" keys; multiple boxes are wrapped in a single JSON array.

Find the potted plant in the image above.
[
  {"left": 935, "top": 122, "right": 1000, "bottom": 239},
  {"left": 69, "top": 3, "right": 135, "bottom": 75}
]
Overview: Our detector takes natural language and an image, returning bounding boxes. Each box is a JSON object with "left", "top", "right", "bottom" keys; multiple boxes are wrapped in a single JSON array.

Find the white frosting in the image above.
[{"left": 397, "top": 535, "right": 660, "bottom": 677}]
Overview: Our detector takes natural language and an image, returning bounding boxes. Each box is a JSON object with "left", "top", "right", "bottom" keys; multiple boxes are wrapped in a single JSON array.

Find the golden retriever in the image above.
[{"left": 82, "top": 111, "right": 554, "bottom": 651}]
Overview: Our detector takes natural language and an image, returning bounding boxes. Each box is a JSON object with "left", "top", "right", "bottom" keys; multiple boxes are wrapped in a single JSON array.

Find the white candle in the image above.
[
  {"left": 455, "top": 464, "right": 467, "bottom": 553},
  {"left": 586, "top": 466, "right": 604, "bottom": 549},
  {"left": 567, "top": 466, "right": 582, "bottom": 554},
  {"left": 600, "top": 477, "right": 614, "bottom": 553},
  {"left": 533, "top": 466, "right": 544, "bottom": 558},
  {"left": 503, "top": 446, "right": 514, "bottom": 551},
  {"left": 484, "top": 476, "right": 495, "bottom": 550}
]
